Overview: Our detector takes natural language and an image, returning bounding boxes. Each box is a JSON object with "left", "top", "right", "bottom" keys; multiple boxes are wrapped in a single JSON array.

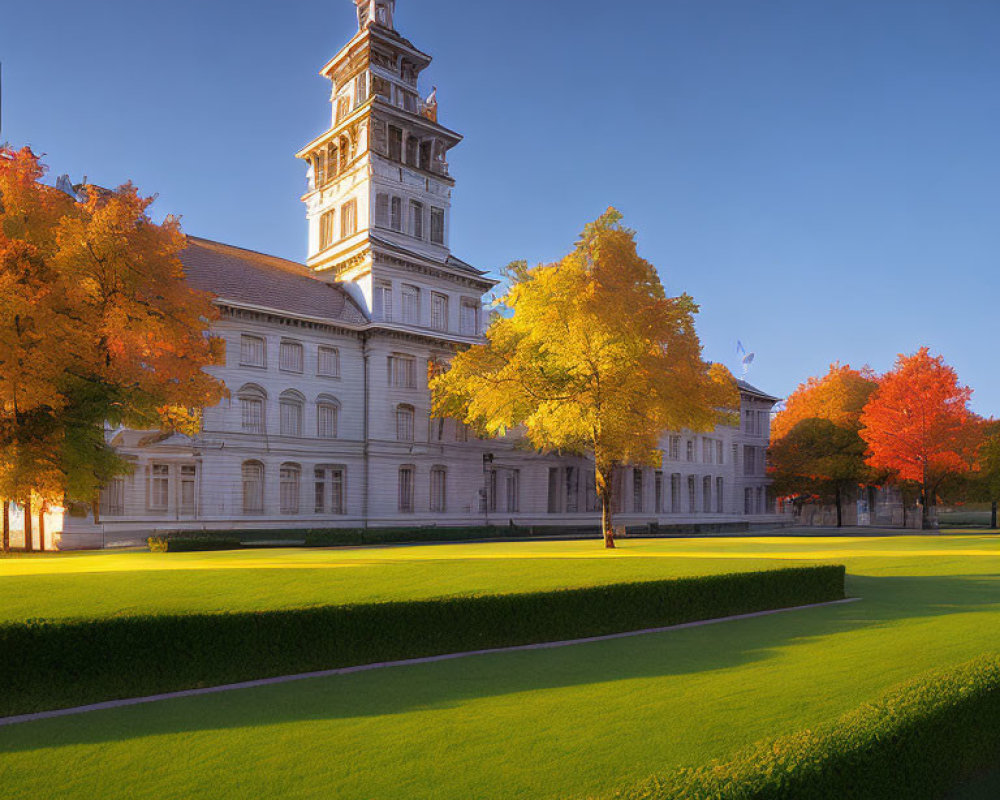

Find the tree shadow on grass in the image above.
[{"left": 0, "top": 573, "right": 998, "bottom": 754}]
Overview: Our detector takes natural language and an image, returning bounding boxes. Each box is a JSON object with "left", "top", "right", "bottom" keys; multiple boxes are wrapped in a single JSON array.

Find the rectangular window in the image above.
[
  {"left": 388, "top": 126, "right": 403, "bottom": 161},
  {"left": 280, "top": 466, "right": 301, "bottom": 515},
  {"left": 633, "top": 469, "right": 644, "bottom": 513},
  {"left": 460, "top": 299, "right": 479, "bottom": 335},
  {"left": 703, "top": 439, "right": 713, "bottom": 464},
  {"left": 489, "top": 469, "right": 498, "bottom": 513},
  {"left": 430, "top": 207, "right": 445, "bottom": 245},
  {"left": 398, "top": 467, "right": 415, "bottom": 513},
  {"left": 279, "top": 340, "right": 304, "bottom": 373},
  {"left": 375, "top": 193, "right": 390, "bottom": 228},
  {"left": 758, "top": 486, "right": 766, "bottom": 514},
  {"left": 405, "top": 135, "right": 419, "bottom": 166},
  {"left": 242, "top": 462, "right": 264, "bottom": 515},
  {"left": 717, "top": 440, "right": 724, "bottom": 465},
  {"left": 744, "top": 446, "right": 756, "bottom": 476},
  {"left": 314, "top": 467, "right": 346, "bottom": 515},
  {"left": 686, "top": 440, "right": 695, "bottom": 462},
  {"left": 745, "top": 487, "right": 754, "bottom": 515},
  {"left": 374, "top": 283, "right": 392, "bottom": 322},
  {"left": 149, "top": 464, "right": 169, "bottom": 512},
  {"left": 101, "top": 477, "right": 126, "bottom": 517},
  {"left": 341, "top": 199, "right": 357, "bottom": 238},
  {"left": 687, "top": 475, "right": 697, "bottom": 514},
  {"left": 716, "top": 477, "right": 724, "bottom": 514},
  {"left": 744, "top": 409, "right": 755, "bottom": 435},
  {"left": 390, "top": 196, "right": 402, "bottom": 231},
  {"left": 396, "top": 406, "right": 415, "bottom": 441},
  {"left": 670, "top": 474, "right": 681, "bottom": 514},
  {"left": 419, "top": 141, "right": 432, "bottom": 171},
  {"left": 401, "top": 285, "right": 420, "bottom": 324},
  {"left": 319, "top": 209, "right": 336, "bottom": 250},
  {"left": 669, "top": 436, "right": 681, "bottom": 461},
  {"left": 239, "top": 335, "right": 266, "bottom": 368},
  {"left": 317, "top": 346, "right": 340, "bottom": 378},
  {"left": 387, "top": 355, "right": 417, "bottom": 389},
  {"left": 758, "top": 411, "right": 768, "bottom": 438},
  {"left": 506, "top": 470, "right": 520, "bottom": 513},
  {"left": 409, "top": 200, "right": 424, "bottom": 239},
  {"left": 703, "top": 476, "right": 712, "bottom": 514},
  {"left": 431, "top": 293, "right": 449, "bottom": 331},
  {"left": 732, "top": 444, "right": 740, "bottom": 469},
  {"left": 430, "top": 467, "right": 447, "bottom": 513},
  {"left": 654, "top": 471, "right": 663, "bottom": 513},
  {"left": 547, "top": 468, "right": 561, "bottom": 514},
  {"left": 180, "top": 465, "right": 197, "bottom": 515}
]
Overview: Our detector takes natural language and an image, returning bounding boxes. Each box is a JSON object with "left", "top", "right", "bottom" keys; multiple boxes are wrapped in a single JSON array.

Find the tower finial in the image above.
[{"left": 354, "top": 0, "right": 395, "bottom": 30}]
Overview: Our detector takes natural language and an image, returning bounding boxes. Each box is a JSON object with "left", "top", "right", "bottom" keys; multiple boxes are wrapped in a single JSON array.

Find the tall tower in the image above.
[{"left": 297, "top": 1, "right": 490, "bottom": 331}]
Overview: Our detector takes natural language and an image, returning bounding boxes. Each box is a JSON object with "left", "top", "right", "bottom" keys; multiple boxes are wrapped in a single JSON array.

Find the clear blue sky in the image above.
[{"left": 4, "top": 0, "right": 999, "bottom": 412}]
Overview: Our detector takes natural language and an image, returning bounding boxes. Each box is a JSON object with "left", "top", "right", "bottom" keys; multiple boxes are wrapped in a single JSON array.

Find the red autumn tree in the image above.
[
  {"left": 859, "top": 348, "right": 981, "bottom": 530},
  {"left": 771, "top": 363, "right": 878, "bottom": 442},
  {"left": 0, "top": 146, "right": 227, "bottom": 549}
]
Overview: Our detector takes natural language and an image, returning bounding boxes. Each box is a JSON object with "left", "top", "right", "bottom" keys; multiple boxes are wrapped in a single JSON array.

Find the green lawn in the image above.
[{"left": 0, "top": 535, "right": 998, "bottom": 799}]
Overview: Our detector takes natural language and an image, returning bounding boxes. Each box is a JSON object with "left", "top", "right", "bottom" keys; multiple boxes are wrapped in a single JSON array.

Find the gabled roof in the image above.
[
  {"left": 736, "top": 379, "right": 780, "bottom": 403},
  {"left": 180, "top": 237, "right": 368, "bottom": 326}
]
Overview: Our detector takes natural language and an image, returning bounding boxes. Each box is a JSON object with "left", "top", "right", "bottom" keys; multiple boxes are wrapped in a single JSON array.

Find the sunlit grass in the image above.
[{"left": 0, "top": 535, "right": 998, "bottom": 799}]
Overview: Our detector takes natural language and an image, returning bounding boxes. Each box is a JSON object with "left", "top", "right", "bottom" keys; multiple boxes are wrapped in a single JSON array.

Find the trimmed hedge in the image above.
[
  {"left": 604, "top": 654, "right": 1000, "bottom": 800},
  {"left": 0, "top": 565, "right": 843, "bottom": 718}
]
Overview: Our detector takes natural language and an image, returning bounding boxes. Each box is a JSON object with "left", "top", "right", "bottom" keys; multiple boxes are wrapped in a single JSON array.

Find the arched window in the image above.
[
  {"left": 237, "top": 384, "right": 267, "bottom": 435},
  {"left": 316, "top": 395, "right": 340, "bottom": 440},
  {"left": 396, "top": 404, "right": 415, "bottom": 442},
  {"left": 279, "top": 391, "right": 305, "bottom": 437},
  {"left": 242, "top": 461, "right": 264, "bottom": 515},
  {"left": 280, "top": 463, "right": 301, "bottom": 515}
]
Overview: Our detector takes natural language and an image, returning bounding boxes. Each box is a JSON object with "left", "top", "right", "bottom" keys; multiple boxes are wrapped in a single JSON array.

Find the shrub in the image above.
[
  {"left": 147, "top": 536, "right": 242, "bottom": 552},
  {"left": 605, "top": 654, "right": 1000, "bottom": 800},
  {"left": 0, "top": 565, "right": 843, "bottom": 717}
]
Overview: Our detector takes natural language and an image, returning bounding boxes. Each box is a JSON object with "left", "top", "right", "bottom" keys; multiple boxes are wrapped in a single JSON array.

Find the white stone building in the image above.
[{"left": 56, "top": 0, "right": 782, "bottom": 548}]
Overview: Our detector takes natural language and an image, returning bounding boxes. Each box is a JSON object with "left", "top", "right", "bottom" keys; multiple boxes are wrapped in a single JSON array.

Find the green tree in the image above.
[{"left": 431, "top": 209, "right": 736, "bottom": 548}]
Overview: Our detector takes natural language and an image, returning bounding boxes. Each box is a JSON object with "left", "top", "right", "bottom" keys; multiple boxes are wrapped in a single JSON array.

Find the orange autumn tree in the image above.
[
  {"left": 0, "top": 146, "right": 226, "bottom": 548},
  {"left": 769, "top": 363, "right": 881, "bottom": 526},
  {"left": 431, "top": 209, "right": 736, "bottom": 548},
  {"left": 771, "top": 363, "right": 878, "bottom": 441},
  {"left": 859, "top": 348, "right": 980, "bottom": 530}
]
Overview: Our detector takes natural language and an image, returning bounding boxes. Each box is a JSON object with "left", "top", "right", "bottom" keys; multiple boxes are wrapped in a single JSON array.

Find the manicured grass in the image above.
[{"left": 0, "top": 535, "right": 998, "bottom": 799}]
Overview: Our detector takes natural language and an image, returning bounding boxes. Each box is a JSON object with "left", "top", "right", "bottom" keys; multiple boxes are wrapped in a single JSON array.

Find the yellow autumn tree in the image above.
[{"left": 431, "top": 209, "right": 736, "bottom": 548}]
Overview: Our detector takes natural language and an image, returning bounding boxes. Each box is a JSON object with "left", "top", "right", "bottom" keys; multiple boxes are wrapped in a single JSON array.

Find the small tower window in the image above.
[
  {"left": 430, "top": 207, "right": 445, "bottom": 245},
  {"left": 419, "top": 141, "right": 432, "bottom": 171},
  {"left": 409, "top": 201, "right": 424, "bottom": 239},
  {"left": 390, "top": 196, "right": 402, "bottom": 231},
  {"left": 341, "top": 200, "right": 357, "bottom": 238},
  {"left": 319, "top": 210, "right": 336, "bottom": 250},
  {"left": 388, "top": 126, "right": 403, "bottom": 161},
  {"left": 405, "top": 136, "right": 419, "bottom": 166}
]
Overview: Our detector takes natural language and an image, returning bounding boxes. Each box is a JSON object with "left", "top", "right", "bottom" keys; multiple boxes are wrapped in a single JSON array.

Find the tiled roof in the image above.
[{"left": 180, "top": 237, "right": 368, "bottom": 326}]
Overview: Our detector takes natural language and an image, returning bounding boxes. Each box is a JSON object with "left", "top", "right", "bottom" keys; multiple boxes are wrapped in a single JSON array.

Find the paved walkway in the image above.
[{"left": 0, "top": 597, "right": 860, "bottom": 728}]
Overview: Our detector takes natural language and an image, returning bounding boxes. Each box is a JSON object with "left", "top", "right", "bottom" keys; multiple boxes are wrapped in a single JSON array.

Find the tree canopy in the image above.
[
  {"left": 859, "top": 348, "right": 980, "bottom": 529},
  {"left": 0, "top": 146, "right": 226, "bottom": 545},
  {"left": 431, "top": 209, "right": 736, "bottom": 547}
]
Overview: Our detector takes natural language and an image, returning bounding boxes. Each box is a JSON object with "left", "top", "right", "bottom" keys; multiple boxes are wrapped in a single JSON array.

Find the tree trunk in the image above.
[
  {"left": 992, "top": 501, "right": 997, "bottom": 531},
  {"left": 38, "top": 506, "right": 46, "bottom": 553},
  {"left": 835, "top": 486, "right": 843, "bottom": 528},
  {"left": 921, "top": 482, "right": 934, "bottom": 531},
  {"left": 23, "top": 497, "right": 33, "bottom": 552},
  {"left": 595, "top": 464, "right": 615, "bottom": 549},
  {"left": 92, "top": 495, "right": 101, "bottom": 527},
  {"left": 2, "top": 500, "right": 9, "bottom": 553}
]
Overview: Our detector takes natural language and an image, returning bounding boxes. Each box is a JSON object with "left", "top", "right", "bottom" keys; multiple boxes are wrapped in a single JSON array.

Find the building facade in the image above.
[{"left": 55, "top": 0, "right": 782, "bottom": 548}]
